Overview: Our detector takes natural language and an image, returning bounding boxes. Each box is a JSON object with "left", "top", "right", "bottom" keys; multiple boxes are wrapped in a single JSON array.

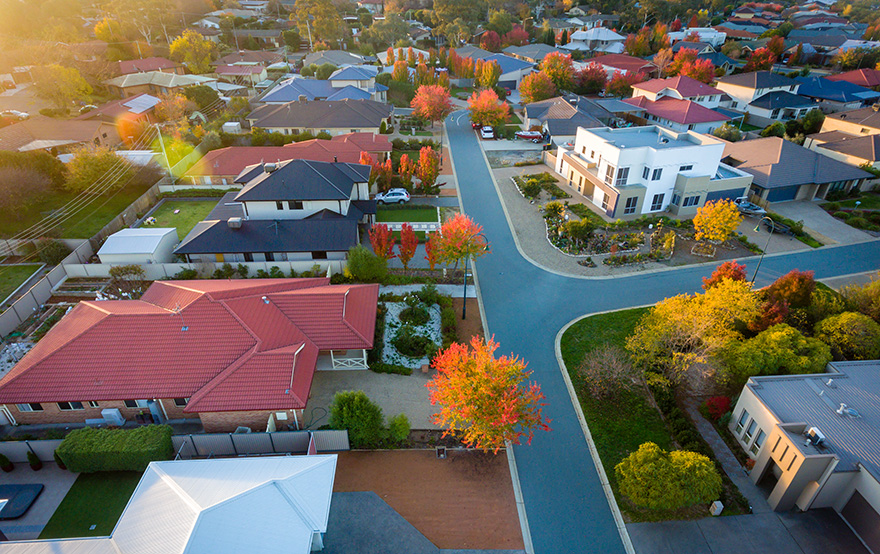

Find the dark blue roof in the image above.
[
  {"left": 795, "top": 76, "right": 880, "bottom": 103},
  {"left": 262, "top": 78, "right": 335, "bottom": 102},
  {"left": 175, "top": 217, "right": 359, "bottom": 254},
  {"left": 749, "top": 90, "right": 818, "bottom": 109},
  {"left": 484, "top": 54, "right": 535, "bottom": 75}
]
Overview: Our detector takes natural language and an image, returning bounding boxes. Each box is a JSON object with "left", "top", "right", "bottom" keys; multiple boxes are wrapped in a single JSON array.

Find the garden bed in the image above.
[{"left": 512, "top": 173, "right": 571, "bottom": 200}]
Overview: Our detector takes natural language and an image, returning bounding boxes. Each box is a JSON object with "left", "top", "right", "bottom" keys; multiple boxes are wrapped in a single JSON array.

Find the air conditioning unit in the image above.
[
  {"left": 227, "top": 217, "right": 243, "bottom": 229},
  {"left": 808, "top": 427, "right": 825, "bottom": 446},
  {"left": 101, "top": 408, "right": 125, "bottom": 426}
]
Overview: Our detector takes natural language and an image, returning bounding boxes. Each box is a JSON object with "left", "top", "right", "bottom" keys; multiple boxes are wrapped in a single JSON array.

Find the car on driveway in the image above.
[
  {"left": 375, "top": 188, "right": 411, "bottom": 204},
  {"left": 0, "top": 110, "right": 28, "bottom": 120},
  {"left": 480, "top": 126, "right": 495, "bottom": 140},
  {"left": 515, "top": 130, "right": 544, "bottom": 143}
]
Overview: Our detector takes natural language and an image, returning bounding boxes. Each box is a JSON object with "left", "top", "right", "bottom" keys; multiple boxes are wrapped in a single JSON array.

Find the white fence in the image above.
[
  {"left": 172, "top": 429, "right": 349, "bottom": 459},
  {"left": 63, "top": 259, "right": 344, "bottom": 280},
  {"left": 0, "top": 439, "right": 63, "bottom": 463},
  {"left": 384, "top": 222, "right": 440, "bottom": 231}
]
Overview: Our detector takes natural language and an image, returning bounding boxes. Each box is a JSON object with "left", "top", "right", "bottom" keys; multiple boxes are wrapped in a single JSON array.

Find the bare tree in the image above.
[{"left": 578, "top": 344, "right": 644, "bottom": 400}]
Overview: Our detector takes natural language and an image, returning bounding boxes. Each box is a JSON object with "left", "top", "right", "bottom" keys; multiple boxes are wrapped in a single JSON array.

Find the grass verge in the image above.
[
  {"left": 39, "top": 472, "right": 141, "bottom": 539},
  {"left": 0, "top": 264, "right": 42, "bottom": 302},
  {"left": 377, "top": 207, "right": 438, "bottom": 223},
  {"left": 145, "top": 200, "right": 218, "bottom": 239}
]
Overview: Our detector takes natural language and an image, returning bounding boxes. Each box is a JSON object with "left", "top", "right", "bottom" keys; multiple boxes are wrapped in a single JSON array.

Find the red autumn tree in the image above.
[
  {"left": 391, "top": 60, "right": 410, "bottom": 82},
  {"left": 540, "top": 51, "right": 575, "bottom": 91},
  {"left": 606, "top": 71, "right": 647, "bottom": 97},
  {"left": 667, "top": 48, "right": 717, "bottom": 83},
  {"left": 374, "top": 158, "right": 393, "bottom": 191},
  {"left": 502, "top": 24, "right": 529, "bottom": 47},
  {"left": 519, "top": 71, "right": 557, "bottom": 104},
  {"left": 765, "top": 269, "right": 816, "bottom": 309},
  {"left": 667, "top": 48, "right": 698, "bottom": 76},
  {"left": 386, "top": 46, "right": 395, "bottom": 65},
  {"left": 767, "top": 35, "right": 785, "bottom": 58},
  {"left": 480, "top": 30, "right": 502, "bottom": 52},
  {"left": 369, "top": 223, "right": 396, "bottom": 261},
  {"left": 467, "top": 88, "right": 509, "bottom": 127},
  {"left": 743, "top": 47, "right": 776, "bottom": 72},
  {"left": 398, "top": 222, "right": 418, "bottom": 271},
  {"left": 424, "top": 231, "right": 441, "bottom": 270},
  {"left": 702, "top": 260, "right": 748, "bottom": 290},
  {"left": 427, "top": 336, "right": 551, "bottom": 453},
  {"left": 415, "top": 146, "right": 441, "bottom": 194},
  {"left": 670, "top": 18, "right": 682, "bottom": 32},
  {"left": 684, "top": 30, "right": 701, "bottom": 42},
  {"left": 398, "top": 153, "right": 415, "bottom": 189},
  {"left": 572, "top": 62, "right": 608, "bottom": 95},
  {"left": 411, "top": 84, "right": 453, "bottom": 127},
  {"left": 688, "top": 14, "right": 699, "bottom": 28},
  {"left": 437, "top": 213, "right": 489, "bottom": 270},
  {"left": 359, "top": 151, "right": 377, "bottom": 187}
]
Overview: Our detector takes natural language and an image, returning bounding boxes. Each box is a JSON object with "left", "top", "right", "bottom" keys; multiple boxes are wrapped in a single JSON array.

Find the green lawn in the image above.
[
  {"left": 377, "top": 207, "right": 438, "bottom": 223},
  {"left": 740, "top": 123, "right": 762, "bottom": 132},
  {"left": 145, "top": 200, "right": 218, "bottom": 239},
  {"left": 0, "top": 264, "right": 42, "bottom": 302},
  {"left": 830, "top": 192, "right": 880, "bottom": 210},
  {"left": 390, "top": 149, "right": 420, "bottom": 168},
  {"left": 1, "top": 182, "right": 154, "bottom": 239},
  {"left": 39, "top": 472, "right": 142, "bottom": 539}
]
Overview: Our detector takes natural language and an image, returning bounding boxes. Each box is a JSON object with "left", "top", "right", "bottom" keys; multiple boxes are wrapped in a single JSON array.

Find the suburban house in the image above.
[
  {"left": 0, "top": 278, "right": 378, "bottom": 433},
  {"left": 716, "top": 71, "right": 818, "bottom": 126},
  {"left": 0, "top": 456, "right": 338, "bottom": 554},
  {"left": 175, "top": 159, "right": 374, "bottom": 263},
  {"left": 569, "top": 13, "right": 620, "bottom": 30},
  {"left": 97, "top": 228, "right": 179, "bottom": 264},
  {"left": 215, "top": 50, "right": 286, "bottom": 67},
  {"left": 303, "top": 50, "right": 373, "bottom": 67},
  {"left": 722, "top": 137, "right": 871, "bottom": 202},
  {"left": 699, "top": 51, "right": 737, "bottom": 74},
  {"left": 553, "top": 125, "right": 752, "bottom": 219},
  {"left": 245, "top": 99, "right": 392, "bottom": 136},
  {"left": 454, "top": 45, "right": 494, "bottom": 61},
  {"left": 524, "top": 96, "right": 611, "bottom": 145},
  {"left": 357, "top": 0, "right": 384, "bottom": 13},
  {"left": 183, "top": 132, "right": 391, "bottom": 185},
  {"left": 216, "top": 64, "right": 268, "bottom": 87},
  {"left": 821, "top": 105, "right": 880, "bottom": 136},
  {"left": 631, "top": 75, "right": 726, "bottom": 109},
  {"left": 670, "top": 41, "right": 716, "bottom": 55},
  {"left": 0, "top": 119, "right": 121, "bottom": 153},
  {"left": 480, "top": 54, "right": 535, "bottom": 88},
  {"left": 561, "top": 28, "right": 626, "bottom": 54},
  {"left": 503, "top": 43, "right": 565, "bottom": 64},
  {"left": 231, "top": 29, "right": 283, "bottom": 48},
  {"left": 728, "top": 361, "right": 880, "bottom": 553},
  {"left": 805, "top": 132, "right": 880, "bottom": 172},
  {"left": 260, "top": 67, "right": 387, "bottom": 103},
  {"left": 104, "top": 71, "right": 220, "bottom": 98},
  {"left": 116, "top": 56, "right": 184, "bottom": 76},
  {"left": 585, "top": 54, "right": 659, "bottom": 79},
  {"left": 667, "top": 27, "right": 727, "bottom": 47},
  {"left": 826, "top": 68, "right": 880, "bottom": 90},
  {"left": 75, "top": 94, "right": 160, "bottom": 127},
  {"left": 793, "top": 76, "right": 880, "bottom": 113},
  {"left": 623, "top": 96, "right": 730, "bottom": 134}
]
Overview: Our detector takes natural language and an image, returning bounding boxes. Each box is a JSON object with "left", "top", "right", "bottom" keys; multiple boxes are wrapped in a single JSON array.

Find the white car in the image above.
[
  {"left": 480, "top": 126, "right": 494, "bottom": 140},
  {"left": 0, "top": 110, "right": 28, "bottom": 120},
  {"left": 375, "top": 188, "right": 411, "bottom": 204}
]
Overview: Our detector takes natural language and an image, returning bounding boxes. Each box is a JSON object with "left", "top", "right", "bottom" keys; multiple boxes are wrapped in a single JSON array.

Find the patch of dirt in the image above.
[
  {"left": 486, "top": 150, "right": 543, "bottom": 169},
  {"left": 450, "top": 298, "right": 484, "bottom": 343},
  {"left": 333, "top": 450, "right": 523, "bottom": 550}
]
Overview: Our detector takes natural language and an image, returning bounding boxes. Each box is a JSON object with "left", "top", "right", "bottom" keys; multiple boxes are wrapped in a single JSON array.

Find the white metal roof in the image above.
[
  {"left": 122, "top": 95, "right": 161, "bottom": 115},
  {"left": 98, "top": 228, "right": 178, "bottom": 256},
  {"left": 0, "top": 455, "right": 337, "bottom": 554}
]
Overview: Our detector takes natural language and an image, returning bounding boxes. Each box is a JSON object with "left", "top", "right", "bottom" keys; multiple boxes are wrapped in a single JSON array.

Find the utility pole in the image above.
[{"left": 155, "top": 124, "right": 173, "bottom": 181}]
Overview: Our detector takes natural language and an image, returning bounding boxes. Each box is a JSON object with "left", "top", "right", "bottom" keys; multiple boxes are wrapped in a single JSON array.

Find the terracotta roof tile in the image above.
[
  {"left": 632, "top": 75, "right": 720, "bottom": 98},
  {"left": 624, "top": 96, "right": 729, "bottom": 124}
]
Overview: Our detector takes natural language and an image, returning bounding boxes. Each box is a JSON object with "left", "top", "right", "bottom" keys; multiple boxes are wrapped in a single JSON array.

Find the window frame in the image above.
[
  {"left": 651, "top": 168, "right": 662, "bottom": 181},
  {"left": 275, "top": 201, "right": 284, "bottom": 210},
  {"left": 750, "top": 429, "right": 766, "bottom": 455},
  {"left": 287, "top": 200, "right": 304, "bottom": 210},
  {"left": 124, "top": 399, "right": 150, "bottom": 409},
  {"left": 736, "top": 410, "right": 749, "bottom": 434},
  {"left": 623, "top": 197, "right": 638, "bottom": 215},
  {"left": 57, "top": 401, "right": 85, "bottom": 411},
  {"left": 679, "top": 164, "right": 694, "bottom": 172},
  {"left": 16, "top": 403, "right": 43, "bottom": 412},
  {"left": 642, "top": 166, "right": 650, "bottom": 180},
  {"left": 649, "top": 193, "right": 664, "bottom": 211},
  {"left": 604, "top": 163, "right": 616, "bottom": 186},
  {"left": 683, "top": 195, "right": 700, "bottom": 207},
  {"left": 88, "top": 401, "right": 100, "bottom": 408},
  {"left": 615, "top": 167, "right": 629, "bottom": 187},
  {"left": 174, "top": 398, "right": 189, "bottom": 407},
  {"left": 745, "top": 419, "right": 757, "bottom": 442}
]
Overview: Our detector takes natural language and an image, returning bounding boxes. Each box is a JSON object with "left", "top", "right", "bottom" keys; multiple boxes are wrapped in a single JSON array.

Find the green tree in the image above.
[
  {"left": 801, "top": 109, "right": 826, "bottom": 134},
  {"left": 388, "top": 413, "right": 410, "bottom": 443},
  {"left": 616, "top": 442, "right": 722, "bottom": 510},
  {"left": 815, "top": 312, "right": 880, "bottom": 360},
  {"left": 283, "top": 29, "right": 301, "bottom": 50},
  {"left": 841, "top": 273, "right": 880, "bottom": 322},
  {"left": 64, "top": 147, "right": 134, "bottom": 193},
  {"left": 487, "top": 10, "right": 513, "bottom": 35},
  {"left": 183, "top": 85, "right": 220, "bottom": 110},
  {"left": 170, "top": 29, "right": 216, "bottom": 74},
  {"left": 346, "top": 244, "right": 387, "bottom": 281},
  {"left": 760, "top": 121, "right": 786, "bottom": 138},
  {"left": 329, "top": 390, "right": 385, "bottom": 448},
  {"left": 364, "top": 13, "right": 408, "bottom": 47},
  {"left": 713, "top": 123, "right": 743, "bottom": 142},
  {"left": 315, "top": 63, "right": 338, "bottom": 80},
  {"left": 31, "top": 65, "right": 92, "bottom": 109},
  {"left": 35, "top": 238, "right": 71, "bottom": 265},
  {"left": 292, "top": 0, "right": 344, "bottom": 45}
]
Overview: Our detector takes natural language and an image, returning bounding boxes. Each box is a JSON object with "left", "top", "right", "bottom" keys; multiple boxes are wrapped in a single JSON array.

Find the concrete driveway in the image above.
[
  {"left": 770, "top": 200, "right": 874, "bottom": 245},
  {"left": 0, "top": 85, "right": 52, "bottom": 115},
  {"left": 627, "top": 509, "right": 869, "bottom": 554},
  {"left": 0, "top": 463, "right": 77, "bottom": 540}
]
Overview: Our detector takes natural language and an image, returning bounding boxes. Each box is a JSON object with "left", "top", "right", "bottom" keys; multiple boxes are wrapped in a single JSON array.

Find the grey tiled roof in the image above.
[
  {"left": 717, "top": 70, "right": 794, "bottom": 90},
  {"left": 175, "top": 217, "right": 359, "bottom": 254},
  {"left": 246, "top": 99, "right": 392, "bottom": 130},
  {"left": 749, "top": 91, "right": 817, "bottom": 109},
  {"left": 235, "top": 159, "right": 371, "bottom": 201}
]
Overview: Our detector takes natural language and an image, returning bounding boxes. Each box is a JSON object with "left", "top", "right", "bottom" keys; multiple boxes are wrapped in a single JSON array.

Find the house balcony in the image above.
[{"left": 316, "top": 349, "right": 369, "bottom": 370}]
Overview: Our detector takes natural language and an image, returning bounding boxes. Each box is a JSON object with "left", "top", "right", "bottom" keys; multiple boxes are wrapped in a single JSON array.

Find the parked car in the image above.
[
  {"left": 480, "top": 126, "right": 495, "bottom": 140},
  {"left": 734, "top": 196, "right": 766, "bottom": 216},
  {"left": 515, "top": 130, "right": 544, "bottom": 143},
  {"left": 0, "top": 109, "right": 28, "bottom": 120},
  {"left": 375, "top": 188, "right": 411, "bottom": 204},
  {"left": 471, "top": 121, "right": 481, "bottom": 129},
  {"left": 1, "top": 81, "right": 15, "bottom": 90}
]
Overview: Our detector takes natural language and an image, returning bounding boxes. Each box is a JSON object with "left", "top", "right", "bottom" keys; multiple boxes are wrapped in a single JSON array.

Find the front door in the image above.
[{"left": 147, "top": 400, "right": 165, "bottom": 424}]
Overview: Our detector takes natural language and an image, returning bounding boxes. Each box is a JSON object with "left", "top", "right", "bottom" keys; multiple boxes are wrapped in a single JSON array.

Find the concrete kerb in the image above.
[
  {"left": 447, "top": 111, "right": 535, "bottom": 554},
  {"left": 554, "top": 310, "right": 648, "bottom": 554}
]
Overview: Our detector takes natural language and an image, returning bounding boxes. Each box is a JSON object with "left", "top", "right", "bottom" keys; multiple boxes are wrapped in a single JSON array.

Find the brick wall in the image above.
[
  {"left": 160, "top": 399, "right": 200, "bottom": 420},
  {"left": 8, "top": 399, "right": 198, "bottom": 425},
  {"left": 198, "top": 409, "right": 304, "bottom": 433}
]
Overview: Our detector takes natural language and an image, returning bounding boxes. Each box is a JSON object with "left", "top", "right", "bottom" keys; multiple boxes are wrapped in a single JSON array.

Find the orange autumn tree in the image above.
[
  {"left": 437, "top": 213, "right": 489, "bottom": 270},
  {"left": 359, "top": 151, "right": 377, "bottom": 187},
  {"left": 424, "top": 231, "right": 441, "bottom": 269},
  {"left": 467, "top": 88, "right": 509, "bottom": 128},
  {"left": 415, "top": 146, "right": 441, "bottom": 194},
  {"left": 427, "top": 336, "right": 551, "bottom": 453},
  {"left": 368, "top": 223, "right": 396, "bottom": 261},
  {"left": 693, "top": 199, "right": 743, "bottom": 243},
  {"left": 411, "top": 84, "right": 453, "bottom": 128},
  {"left": 398, "top": 153, "right": 415, "bottom": 189},
  {"left": 398, "top": 222, "right": 418, "bottom": 271}
]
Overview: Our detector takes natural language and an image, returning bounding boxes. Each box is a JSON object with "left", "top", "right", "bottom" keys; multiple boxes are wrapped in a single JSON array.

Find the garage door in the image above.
[
  {"left": 706, "top": 188, "right": 747, "bottom": 202},
  {"left": 766, "top": 185, "right": 800, "bottom": 202},
  {"left": 841, "top": 490, "right": 880, "bottom": 552}
]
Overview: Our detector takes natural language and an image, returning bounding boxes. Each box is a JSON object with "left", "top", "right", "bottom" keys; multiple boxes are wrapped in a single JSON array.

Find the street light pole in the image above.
[{"left": 750, "top": 216, "right": 774, "bottom": 285}]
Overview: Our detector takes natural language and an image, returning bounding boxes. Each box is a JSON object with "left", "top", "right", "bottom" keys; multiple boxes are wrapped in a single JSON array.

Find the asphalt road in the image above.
[{"left": 444, "top": 111, "right": 880, "bottom": 554}]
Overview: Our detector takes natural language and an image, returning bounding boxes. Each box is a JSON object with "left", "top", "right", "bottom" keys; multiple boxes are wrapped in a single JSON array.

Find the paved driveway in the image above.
[
  {"left": 627, "top": 509, "right": 869, "bottom": 554},
  {"left": 445, "top": 110, "right": 880, "bottom": 554},
  {"left": 771, "top": 200, "right": 873, "bottom": 245}
]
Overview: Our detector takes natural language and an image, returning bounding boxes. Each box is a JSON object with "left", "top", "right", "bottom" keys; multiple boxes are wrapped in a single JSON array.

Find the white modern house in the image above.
[
  {"left": 0, "top": 455, "right": 338, "bottom": 553},
  {"left": 553, "top": 125, "right": 752, "bottom": 219},
  {"left": 97, "top": 228, "right": 179, "bottom": 264},
  {"left": 716, "top": 71, "right": 820, "bottom": 126},
  {"left": 562, "top": 27, "right": 625, "bottom": 54},
  {"left": 729, "top": 361, "right": 880, "bottom": 553},
  {"left": 631, "top": 75, "right": 726, "bottom": 109},
  {"left": 667, "top": 27, "right": 727, "bottom": 47}
]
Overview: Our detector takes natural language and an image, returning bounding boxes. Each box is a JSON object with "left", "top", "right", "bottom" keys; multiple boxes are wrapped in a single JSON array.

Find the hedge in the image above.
[{"left": 56, "top": 425, "right": 173, "bottom": 473}]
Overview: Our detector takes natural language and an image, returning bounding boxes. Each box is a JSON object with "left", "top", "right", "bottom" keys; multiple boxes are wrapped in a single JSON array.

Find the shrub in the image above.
[
  {"left": 54, "top": 450, "right": 67, "bottom": 470},
  {"left": 329, "top": 391, "right": 385, "bottom": 448},
  {"left": 824, "top": 202, "right": 840, "bottom": 211},
  {"left": 833, "top": 211, "right": 850, "bottom": 220},
  {"left": 815, "top": 312, "right": 880, "bottom": 360},
  {"left": 392, "top": 324, "right": 434, "bottom": 357},
  {"left": 0, "top": 453, "right": 12, "bottom": 472},
  {"left": 520, "top": 180, "right": 541, "bottom": 198},
  {"left": 346, "top": 244, "right": 388, "bottom": 282},
  {"left": 841, "top": 276, "right": 880, "bottom": 323},
  {"left": 27, "top": 450, "right": 42, "bottom": 471},
  {"left": 765, "top": 269, "right": 815, "bottom": 309},
  {"left": 703, "top": 396, "right": 731, "bottom": 420},
  {"left": 388, "top": 413, "right": 410, "bottom": 443},
  {"left": 847, "top": 216, "right": 873, "bottom": 230},
  {"left": 173, "top": 268, "right": 199, "bottom": 280},
  {"left": 56, "top": 425, "right": 173, "bottom": 472},
  {"left": 36, "top": 238, "right": 71, "bottom": 265},
  {"left": 399, "top": 305, "right": 430, "bottom": 325}
]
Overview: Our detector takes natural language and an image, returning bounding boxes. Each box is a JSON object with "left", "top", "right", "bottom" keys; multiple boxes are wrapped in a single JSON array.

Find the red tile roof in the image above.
[
  {"left": 0, "top": 279, "right": 378, "bottom": 413},
  {"left": 216, "top": 64, "right": 265, "bottom": 76},
  {"left": 632, "top": 75, "right": 720, "bottom": 98},
  {"left": 185, "top": 133, "right": 391, "bottom": 177},
  {"left": 590, "top": 54, "right": 657, "bottom": 74},
  {"left": 826, "top": 69, "right": 880, "bottom": 88},
  {"left": 118, "top": 57, "right": 181, "bottom": 75},
  {"left": 624, "top": 96, "right": 730, "bottom": 125}
]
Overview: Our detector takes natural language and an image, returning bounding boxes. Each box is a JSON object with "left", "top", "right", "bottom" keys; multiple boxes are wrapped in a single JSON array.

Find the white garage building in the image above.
[{"left": 97, "top": 228, "right": 179, "bottom": 264}]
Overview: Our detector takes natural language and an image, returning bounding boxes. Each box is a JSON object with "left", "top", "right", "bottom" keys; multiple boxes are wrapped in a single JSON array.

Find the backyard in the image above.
[
  {"left": 0, "top": 264, "right": 42, "bottom": 302},
  {"left": 143, "top": 200, "right": 218, "bottom": 239},
  {"left": 39, "top": 472, "right": 141, "bottom": 539}
]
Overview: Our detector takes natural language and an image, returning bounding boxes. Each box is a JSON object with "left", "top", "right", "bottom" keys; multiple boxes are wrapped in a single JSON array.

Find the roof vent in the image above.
[
  {"left": 264, "top": 162, "right": 277, "bottom": 173},
  {"left": 826, "top": 378, "right": 836, "bottom": 388},
  {"left": 227, "top": 217, "right": 243, "bottom": 229},
  {"left": 837, "top": 403, "right": 848, "bottom": 415},
  {"left": 298, "top": 94, "right": 308, "bottom": 102}
]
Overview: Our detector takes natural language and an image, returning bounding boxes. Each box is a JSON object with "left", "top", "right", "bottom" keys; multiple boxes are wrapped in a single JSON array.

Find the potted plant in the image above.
[
  {"left": 0, "top": 453, "right": 13, "bottom": 472},
  {"left": 27, "top": 451, "right": 42, "bottom": 471}
]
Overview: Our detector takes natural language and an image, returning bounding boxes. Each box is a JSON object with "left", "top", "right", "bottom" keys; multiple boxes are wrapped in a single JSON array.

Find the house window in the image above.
[
  {"left": 623, "top": 197, "right": 638, "bottom": 214},
  {"left": 590, "top": 150, "right": 595, "bottom": 159},
  {"left": 600, "top": 193, "right": 609, "bottom": 210},
  {"left": 264, "top": 252, "right": 275, "bottom": 262},
  {"left": 683, "top": 195, "right": 700, "bottom": 207},
  {"left": 615, "top": 167, "right": 629, "bottom": 187},
  {"left": 288, "top": 200, "right": 303, "bottom": 210},
  {"left": 642, "top": 167, "right": 650, "bottom": 180},
  {"left": 57, "top": 402, "right": 85, "bottom": 411},
  {"left": 736, "top": 410, "right": 749, "bottom": 434},
  {"left": 16, "top": 403, "right": 43, "bottom": 412},
  {"left": 770, "top": 109, "right": 780, "bottom": 119},
  {"left": 276, "top": 201, "right": 284, "bottom": 210},
  {"left": 688, "top": 124, "right": 695, "bottom": 131},
  {"left": 652, "top": 168, "right": 662, "bottom": 181},
  {"left": 312, "top": 251, "right": 328, "bottom": 259},
  {"left": 582, "top": 146, "right": 587, "bottom": 154},
  {"left": 88, "top": 401, "right": 100, "bottom": 408},
  {"left": 861, "top": 127, "right": 871, "bottom": 134},
  {"left": 744, "top": 420, "right": 757, "bottom": 442},
  {"left": 679, "top": 164, "right": 694, "bottom": 171},
  {"left": 243, "top": 252, "right": 254, "bottom": 262},
  {"left": 649, "top": 193, "right": 664, "bottom": 211},
  {"left": 174, "top": 398, "right": 189, "bottom": 407},
  {"left": 124, "top": 400, "right": 150, "bottom": 409},
  {"left": 750, "top": 430, "right": 766, "bottom": 455},
  {"left": 604, "top": 163, "right": 616, "bottom": 185},
  {"left": 789, "top": 85, "right": 795, "bottom": 92}
]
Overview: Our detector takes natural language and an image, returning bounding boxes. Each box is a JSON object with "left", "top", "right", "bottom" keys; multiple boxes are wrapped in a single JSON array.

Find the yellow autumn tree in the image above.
[{"left": 693, "top": 199, "right": 743, "bottom": 243}]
